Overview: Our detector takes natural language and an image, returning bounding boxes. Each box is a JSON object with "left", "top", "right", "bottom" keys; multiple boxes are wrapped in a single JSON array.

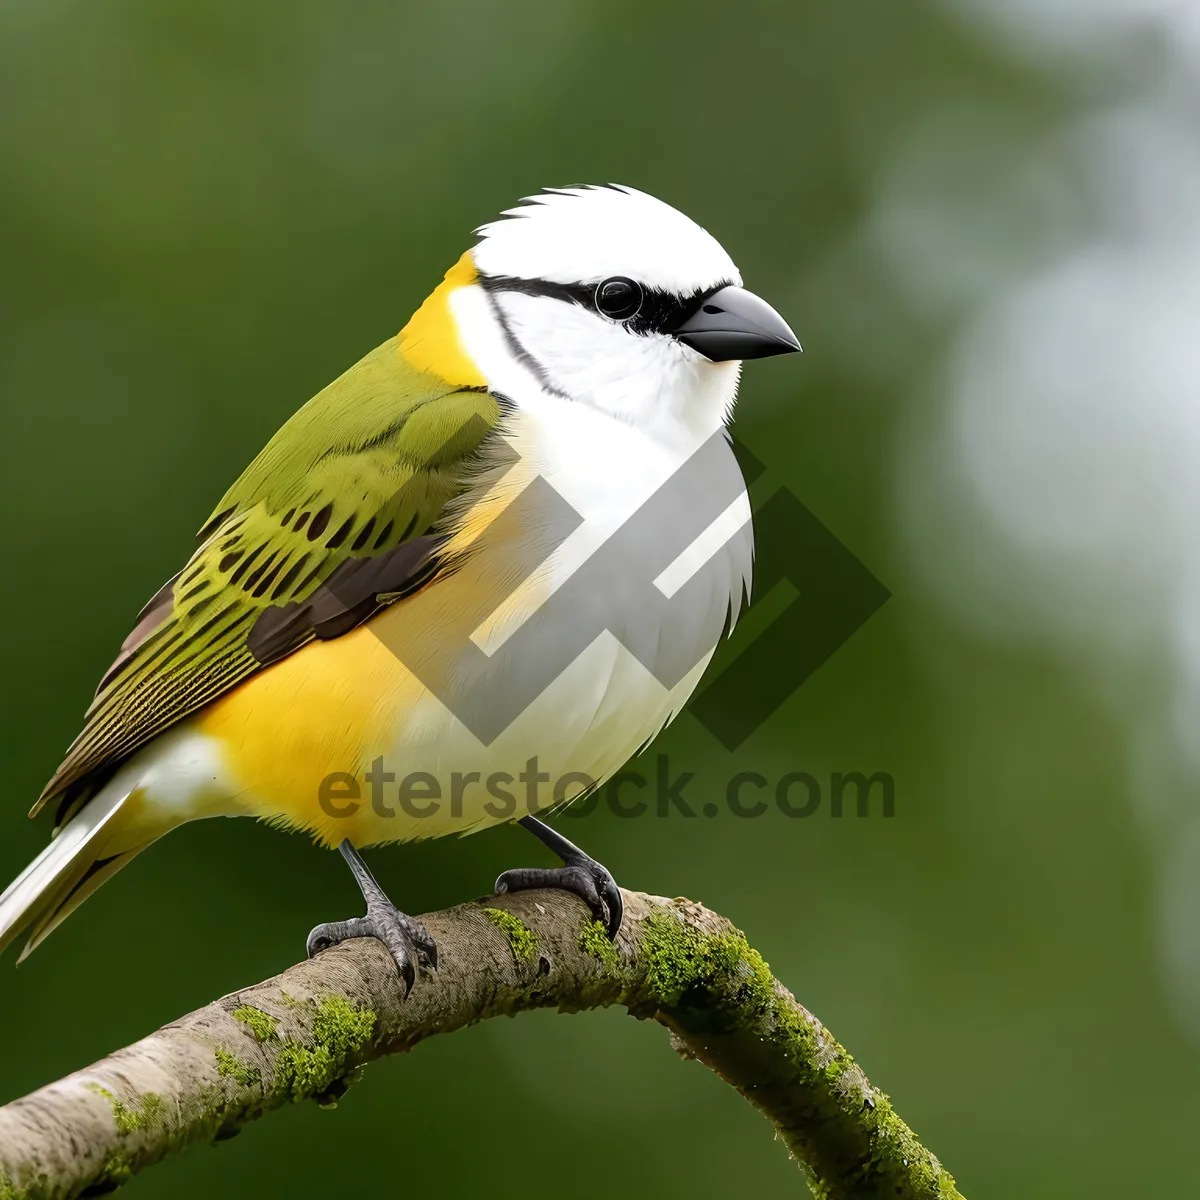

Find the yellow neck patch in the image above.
[{"left": 398, "top": 250, "right": 487, "bottom": 388}]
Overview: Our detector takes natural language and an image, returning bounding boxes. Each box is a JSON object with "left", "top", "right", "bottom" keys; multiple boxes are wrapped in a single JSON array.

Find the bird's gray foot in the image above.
[
  {"left": 307, "top": 841, "right": 436, "bottom": 995},
  {"left": 495, "top": 816, "right": 623, "bottom": 939}
]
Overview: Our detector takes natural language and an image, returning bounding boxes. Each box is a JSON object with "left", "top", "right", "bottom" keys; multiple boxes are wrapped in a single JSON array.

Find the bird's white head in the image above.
[
  {"left": 473, "top": 184, "right": 742, "bottom": 296},
  {"left": 400, "top": 185, "right": 799, "bottom": 453}
]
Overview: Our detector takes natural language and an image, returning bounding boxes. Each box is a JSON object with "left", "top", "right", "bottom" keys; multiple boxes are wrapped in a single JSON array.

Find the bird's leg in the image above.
[
  {"left": 307, "top": 840, "right": 437, "bottom": 995},
  {"left": 494, "top": 816, "right": 623, "bottom": 939}
]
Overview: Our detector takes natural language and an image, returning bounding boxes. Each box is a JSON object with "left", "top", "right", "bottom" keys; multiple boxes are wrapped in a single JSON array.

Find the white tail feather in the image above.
[{"left": 0, "top": 788, "right": 130, "bottom": 959}]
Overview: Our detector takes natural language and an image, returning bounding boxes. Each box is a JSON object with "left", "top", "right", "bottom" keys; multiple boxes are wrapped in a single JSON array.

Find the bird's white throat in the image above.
[{"left": 448, "top": 280, "right": 743, "bottom": 457}]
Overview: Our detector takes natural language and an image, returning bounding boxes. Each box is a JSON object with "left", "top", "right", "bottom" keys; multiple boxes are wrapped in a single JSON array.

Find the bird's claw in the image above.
[
  {"left": 307, "top": 903, "right": 437, "bottom": 996},
  {"left": 495, "top": 858, "right": 623, "bottom": 939}
]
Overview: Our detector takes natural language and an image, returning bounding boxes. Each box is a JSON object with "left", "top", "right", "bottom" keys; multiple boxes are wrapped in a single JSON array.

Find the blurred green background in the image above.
[{"left": 3, "top": 0, "right": 1199, "bottom": 1195}]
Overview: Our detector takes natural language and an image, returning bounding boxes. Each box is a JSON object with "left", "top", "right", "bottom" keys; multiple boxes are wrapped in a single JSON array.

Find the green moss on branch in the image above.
[
  {"left": 634, "top": 905, "right": 961, "bottom": 1199},
  {"left": 83, "top": 1083, "right": 164, "bottom": 1136},
  {"left": 0, "top": 1171, "right": 28, "bottom": 1200},
  {"left": 273, "top": 994, "right": 376, "bottom": 1103},
  {"left": 0, "top": 891, "right": 963, "bottom": 1200},
  {"left": 232, "top": 1005, "right": 279, "bottom": 1042},
  {"left": 638, "top": 908, "right": 775, "bottom": 1015},
  {"left": 481, "top": 907, "right": 538, "bottom": 967},
  {"left": 578, "top": 919, "right": 620, "bottom": 971},
  {"left": 214, "top": 1048, "right": 261, "bottom": 1087}
]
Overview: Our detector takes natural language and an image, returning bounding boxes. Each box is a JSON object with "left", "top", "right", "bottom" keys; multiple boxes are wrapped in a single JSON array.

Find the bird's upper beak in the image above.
[{"left": 674, "top": 285, "right": 801, "bottom": 362}]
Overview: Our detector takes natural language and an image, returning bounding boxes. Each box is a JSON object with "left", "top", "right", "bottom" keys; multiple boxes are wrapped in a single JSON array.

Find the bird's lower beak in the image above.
[{"left": 674, "top": 285, "right": 801, "bottom": 362}]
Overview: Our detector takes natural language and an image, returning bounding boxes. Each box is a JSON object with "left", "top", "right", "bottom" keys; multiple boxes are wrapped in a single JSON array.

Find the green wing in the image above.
[{"left": 37, "top": 339, "right": 502, "bottom": 812}]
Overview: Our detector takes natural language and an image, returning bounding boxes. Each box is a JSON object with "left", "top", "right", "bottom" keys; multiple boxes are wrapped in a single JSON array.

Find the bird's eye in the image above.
[{"left": 594, "top": 276, "right": 643, "bottom": 321}]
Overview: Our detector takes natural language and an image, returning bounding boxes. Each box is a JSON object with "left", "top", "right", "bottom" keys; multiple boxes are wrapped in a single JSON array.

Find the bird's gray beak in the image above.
[{"left": 674, "top": 285, "right": 801, "bottom": 362}]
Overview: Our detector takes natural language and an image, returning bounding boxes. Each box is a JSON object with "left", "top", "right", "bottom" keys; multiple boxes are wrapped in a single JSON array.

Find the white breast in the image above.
[
  {"left": 378, "top": 402, "right": 751, "bottom": 839},
  {"left": 371, "top": 285, "right": 754, "bottom": 839}
]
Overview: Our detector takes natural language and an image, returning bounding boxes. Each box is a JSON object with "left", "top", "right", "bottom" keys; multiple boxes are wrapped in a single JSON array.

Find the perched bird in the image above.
[{"left": 0, "top": 185, "right": 799, "bottom": 988}]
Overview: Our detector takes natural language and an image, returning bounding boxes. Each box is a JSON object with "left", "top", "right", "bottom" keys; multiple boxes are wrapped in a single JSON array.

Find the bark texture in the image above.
[{"left": 0, "top": 889, "right": 963, "bottom": 1199}]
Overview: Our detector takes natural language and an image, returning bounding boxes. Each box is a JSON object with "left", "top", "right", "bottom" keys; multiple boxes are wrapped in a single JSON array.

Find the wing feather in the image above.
[{"left": 35, "top": 339, "right": 502, "bottom": 811}]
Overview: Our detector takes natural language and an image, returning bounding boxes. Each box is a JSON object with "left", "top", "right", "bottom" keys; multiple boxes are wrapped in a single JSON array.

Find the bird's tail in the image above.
[{"left": 0, "top": 784, "right": 155, "bottom": 962}]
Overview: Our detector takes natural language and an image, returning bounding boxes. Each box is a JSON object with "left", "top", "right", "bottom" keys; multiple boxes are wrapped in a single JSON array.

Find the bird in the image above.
[{"left": 0, "top": 184, "right": 800, "bottom": 990}]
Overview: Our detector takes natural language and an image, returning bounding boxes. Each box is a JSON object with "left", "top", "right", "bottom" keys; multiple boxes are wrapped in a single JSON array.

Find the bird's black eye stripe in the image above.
[
  {"left": 479, "top": 274, "right": 595, "bottom": 307},
  {"left": 479, "top": 273, "right": 734, "bottom": 337}
]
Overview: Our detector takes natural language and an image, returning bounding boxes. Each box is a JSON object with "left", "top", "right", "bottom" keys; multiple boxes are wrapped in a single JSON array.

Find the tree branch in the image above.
[{"left": 0, "top": 890, "right": 963, "bottom": 1199}]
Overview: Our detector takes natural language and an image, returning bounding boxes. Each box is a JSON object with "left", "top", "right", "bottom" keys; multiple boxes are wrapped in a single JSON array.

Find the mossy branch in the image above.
[{"left": 0, "top": 890, "right": 963, "bottom": 1199}]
